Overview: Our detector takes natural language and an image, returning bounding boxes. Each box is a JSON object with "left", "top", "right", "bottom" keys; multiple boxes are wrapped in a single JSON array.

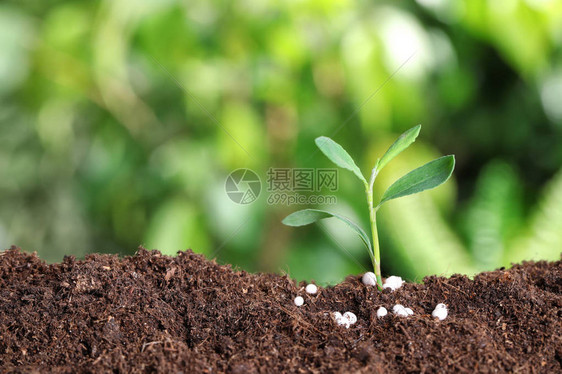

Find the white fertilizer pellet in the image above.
[
  {"left": 294, "top": 296, "right": 304, "bottom": 307},
  {"left": 343, "top": 312, "right": 357, "bottom": 325},
  {"left": 383, "top": 276, "right": 404, "bottom": 291},
  {"left": 362, "top": 272, "right": 377, "bottom": 286},
  {"left": 332, "top": 312, "right": 346, "bottom": 327},
  {"left": 305, "top": 284, "right": 318, "bottom": 294},
  {"left": 333, "top": 311, "right": 357, "bottom": 328},
  {"left": 376, "top": 307, "right": 388, "bottom": 318},
  {"left": 432, "top": 303, "right": 448, "bottom": 320},
  {"left": 393, "top": 304, "right": 411, "bottom": 317}
]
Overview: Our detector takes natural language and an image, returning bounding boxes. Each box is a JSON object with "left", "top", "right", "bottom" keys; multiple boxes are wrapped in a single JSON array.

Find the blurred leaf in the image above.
[
  {"left": 379, "top": 155, "right": 455, "bottom": 206},
  {"left": 315, "top": 136, "right": 366, "bottom": 184},
  {"left": 379, "top": 192, "right": 475, "bottom": 279},
  {"left": 219, "top": 101, "right": 264, "bottom": 168},
  {"left": 145, "top": 198, "right": 209, "bottom": 256},
  {"left": 462, "top": 161, "right": 523, "bottom": 270},
  {"left": 0, "top": 8, "right": 33, "bottom": 95},
  {"left": 285, "top": 241, "right": 361, "bottom": 285},
  {"left": 508, "top": 169, "right": 562, "bottom": 265}
]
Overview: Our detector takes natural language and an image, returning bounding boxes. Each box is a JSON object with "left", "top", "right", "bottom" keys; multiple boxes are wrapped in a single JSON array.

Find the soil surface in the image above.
[{"left": 0, "top": 246, "right": 560, "bottom": 373}]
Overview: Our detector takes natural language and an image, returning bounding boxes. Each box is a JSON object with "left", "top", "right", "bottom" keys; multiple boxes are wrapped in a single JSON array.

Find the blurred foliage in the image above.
[{"left": 1, "top": 0, "right": 561, "bottom": 284}]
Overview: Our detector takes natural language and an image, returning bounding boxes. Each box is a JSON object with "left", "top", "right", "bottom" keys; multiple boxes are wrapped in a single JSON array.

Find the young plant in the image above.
[{"left": 282, "top": 125, "right": 455, "bottom": 290}]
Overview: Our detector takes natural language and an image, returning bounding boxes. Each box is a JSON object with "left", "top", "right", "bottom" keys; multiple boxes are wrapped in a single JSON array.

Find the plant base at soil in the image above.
[{"left": 0, "top": 246, "right": 560, "bottom": 373}]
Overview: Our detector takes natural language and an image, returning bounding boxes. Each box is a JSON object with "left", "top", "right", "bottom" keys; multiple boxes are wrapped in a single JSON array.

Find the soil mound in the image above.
[{"left": 0, "top": 246, "right": 560, "bottom": 373}]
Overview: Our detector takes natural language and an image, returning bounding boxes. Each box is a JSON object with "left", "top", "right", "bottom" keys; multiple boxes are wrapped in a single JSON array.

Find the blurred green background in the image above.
[{"left": 1, "top": 0, "right": 561, "bottom": 284}]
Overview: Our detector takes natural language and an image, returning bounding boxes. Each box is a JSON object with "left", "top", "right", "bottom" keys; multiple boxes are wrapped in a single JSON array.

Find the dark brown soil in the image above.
[{"left": 0, "top": 246, "right": 560, "bottom": 373}]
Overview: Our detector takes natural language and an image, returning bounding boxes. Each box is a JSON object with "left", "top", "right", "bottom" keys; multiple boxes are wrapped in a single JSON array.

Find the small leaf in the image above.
[
  {"left": 315, "top": 137, "right": 366, "bottom": 184},
  {"left": 378, "top": 155, "right": 455, "bottom": 206},
  {"left": 377, "top": 125, "right": 421, "bottom": 171},
  {"left": 282, "top": 209, "right": 372, "bottom": 252}
]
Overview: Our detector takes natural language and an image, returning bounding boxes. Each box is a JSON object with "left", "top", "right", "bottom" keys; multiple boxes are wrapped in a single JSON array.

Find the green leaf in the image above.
[
  {"left": 282, "top": 209, "right": 372, "bottom": 253},
  {"left": 377, "top": 125, "right": 421, "bottom": 171},
  {"left": 315, "top": 136, "right": 366, "bottom": 184},
  {"left": 378, "top": 155, "right": 455, "bottom": 206}
]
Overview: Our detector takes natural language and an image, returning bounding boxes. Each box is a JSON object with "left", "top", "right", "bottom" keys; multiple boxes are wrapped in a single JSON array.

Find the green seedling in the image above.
[{"left": 282, "top": 125, "right": 455, "bottom": 290}]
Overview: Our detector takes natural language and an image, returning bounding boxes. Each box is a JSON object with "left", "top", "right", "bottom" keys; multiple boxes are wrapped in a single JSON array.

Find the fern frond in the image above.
[
  {"left": 507, "top": 169, "right": 562, "bottom": 265},
  {"left": 380, "top": 193, "right": 475, "bottom": 279},
  {"left": 462, "top": 161, "right": 523, "bottom": 271}
]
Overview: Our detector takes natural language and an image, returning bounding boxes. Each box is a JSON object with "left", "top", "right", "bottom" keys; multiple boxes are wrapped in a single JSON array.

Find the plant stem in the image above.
[{"left": 366, "top": 167, "right": 383, "bottom": 290}]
